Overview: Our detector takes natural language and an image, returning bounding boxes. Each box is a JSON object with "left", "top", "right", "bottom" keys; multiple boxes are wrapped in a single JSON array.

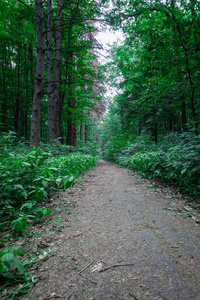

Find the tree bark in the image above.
[
  {"left": 66, "top": 52, "right": 77, "bottom": 146},
  {"left": 47, "top": 0, "right": 56, "bottom": 140},
  {"left": 15, "top": 43, "right": 21, "bottom": 135},
  {"left": 1, "top": 47, "right": 7, "bottom": 132},
  {"left": 80, "top": 122, "right": 85, "bottom": 142},
  {"left": 180, "top": 97, "right": 188, "bottom": 132},
  {"left": 30, "top": 0, "right": 45, "bottom": 147},
  {"left": 54, "top": 0, "right": 62, "bottom": 138}
]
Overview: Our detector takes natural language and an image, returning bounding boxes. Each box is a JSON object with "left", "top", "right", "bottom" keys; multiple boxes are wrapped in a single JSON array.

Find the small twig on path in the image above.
[
  {"left": 129, "top": 293, "right": 139, "bottom": 299},
  {"left": 99, "top": 263, "right": 134, "bottom": 272},
  {"left": 44, "top": 294, "right": 61, "bottom": 299},
  {"left": 78, "top": 261, "right": 97, "bottom": 284},
  {"left": 59, "top": 236, "right": 70, "bottom": 245},
  {"left": 79, "top": 260, "right": 94, "bottom": 274},
  {"left": 66, "top": 293, "right": 73, "bottom": 299},
  {"left": 157, "top": 291, "right": 169, "bottom": 300},
  {"left": 79, "top": 273, "right": 97, "bottom": 284},
  {"left": 65, "top": 261, "right": 94, "bottom": 287},
  {"left": 128, "top": 209, "right": 133, "bottom": 220}
]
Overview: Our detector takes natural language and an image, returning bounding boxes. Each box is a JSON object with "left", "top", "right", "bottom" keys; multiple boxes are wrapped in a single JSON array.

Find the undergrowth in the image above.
[
  {"left": 101, "top": 132, "right": 200, "bottom": 200},
  {"left": 0, "top": 132, "right": 98, "bottom": 298}
]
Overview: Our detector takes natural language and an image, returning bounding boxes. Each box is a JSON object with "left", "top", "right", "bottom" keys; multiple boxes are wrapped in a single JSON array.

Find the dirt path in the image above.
[{"left": 23, "top": 160, "right": 200, "bottom": 300}]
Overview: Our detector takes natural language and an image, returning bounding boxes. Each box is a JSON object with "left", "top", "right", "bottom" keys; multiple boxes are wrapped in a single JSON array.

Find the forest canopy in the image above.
[
  {"left": 98, "top": 0, "right": 200, "bottom": 199},
  {"left": 0, "top": 0, "right": 104, "bottom": 147}
]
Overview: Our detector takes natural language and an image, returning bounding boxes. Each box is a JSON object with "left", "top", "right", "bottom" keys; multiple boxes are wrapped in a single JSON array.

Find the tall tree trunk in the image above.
[
  {"left": 47, "top": 0, "right": 56, "bottom": 140},
  {"left": 29, "top": 37, "right": 35, "bottom": 92},
  {"left": 1, "top": 47, "right": 7, "bottom": 131},
  {"left": 67, "top": 52, "right": 77, "bottom": 146},
  {"left": 15, "top": 43, "right": 21, "bottom": 135},
  {"left": 177, "top": 69, "right": 188, "bottom": 132},
  {"left": 54, "top": 0, "right": 62, "bottom": 138},
  {"left": 67, "top": 95, "right": 77, "bottom": 146},
  {"left": 72, "top": 96, "right": 77, "bottom": 147},
  {"left": 80, "top": 122, "right": 85, "bottom": 142},
  {"left": 180, "top": 97, "right": 188, "bottom": 132},
  {"left": 24, "top": 44, "right": 29, "bottom": 139},
  {"left": 30, "top": 0, "right": 44, "bottom": 147}
]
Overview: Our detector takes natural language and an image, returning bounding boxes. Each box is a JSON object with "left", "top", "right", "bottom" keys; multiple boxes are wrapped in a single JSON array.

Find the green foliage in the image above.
[
  {"left": 11, "top": 215, "right": 29, "bottom": 235},
  {"left": 100, "top": 120, "right": 155, "bottom": 162},
  {"left": 0, "top": 0, "right": 102, "bottom": 142},
  {"left": 0, "top": 136, "right": 98, "bottom": 234},
  {"left": 103, "top": 0, "right": 200, "bottom": 139},
  {"left": 117, "top": 133, "right": 200, "bottom": 198},
  {"left": 77, "top": 142, "right": 99, "bottom": 157},
  {"left": 0, "top": 246, "right": 25, "bottom": 279}
]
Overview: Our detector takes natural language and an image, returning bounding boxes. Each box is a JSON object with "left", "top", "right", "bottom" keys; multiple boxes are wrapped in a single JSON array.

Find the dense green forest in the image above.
[
  {"left": 0, "top": 0, "right": 200, "bottom": 295},
  {"left": 99, "top": 0, "right": 200, "bottom": 199}
]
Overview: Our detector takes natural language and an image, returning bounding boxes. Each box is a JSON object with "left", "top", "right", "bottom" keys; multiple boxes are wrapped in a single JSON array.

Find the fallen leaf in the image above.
[{"left": 71, "top": 257, "right": 77, "bottom": 261}]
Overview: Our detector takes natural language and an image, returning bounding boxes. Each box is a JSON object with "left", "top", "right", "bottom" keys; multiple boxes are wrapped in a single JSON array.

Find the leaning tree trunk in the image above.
[
  {"left": 30, "top": 0, "right": 44, "bottom": 147},
  {"left": 54, "top": 0, "right": 62, "bottom": 139}
]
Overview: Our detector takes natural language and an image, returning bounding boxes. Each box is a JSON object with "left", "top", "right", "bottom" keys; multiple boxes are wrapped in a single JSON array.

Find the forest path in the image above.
[{"left": 23, "top": 160, "right": 200, "bottom": 300}]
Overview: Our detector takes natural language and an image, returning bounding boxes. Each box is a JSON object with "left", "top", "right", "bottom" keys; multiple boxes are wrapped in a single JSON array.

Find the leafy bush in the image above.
[
  {"left": 0, "top": 134, "right": 98, "bottom": 234},
  {"left": 101, "top": 133, "right": 156, "bottom": 162},
  {"left": 0, "top": 148, "right": 97, "bottom": 213},
  {"left": 77, "top": 142, "right": 99, "bottom": 157},
  {"left": 118, "top": 141, "right": 200, "bottom": 198}
]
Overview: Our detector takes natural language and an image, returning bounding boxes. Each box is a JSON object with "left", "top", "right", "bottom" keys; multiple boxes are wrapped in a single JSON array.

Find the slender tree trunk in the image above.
[
  {"left": 80, "top": 122, "right": 85, "bottom": 142},
  {"left": 67, "top": 94, "right": 77, "bottom": 146},
  {"left": 169, "top": 115, "right": 173, "bottom": 131},
  {"left": 180, "top": 98, "right": 188, "bottom": 132},
  {"left": 15, "top": 43, "right": 21, "bottom": 135},
  {"left": 67, "top": 52, "right": 77, "bottom": 146},
  {"left": 54, "top": 0, "right": 62, "bottom": 138},
  {"left": 138, "top": 119, "right": 141, "bottom": 135},
  {"left": 30, "top": 0, "right": 45, "bottom": 147},
  {"left": 47, "top": 0, "right": 56, "bottom": 140},
  {"left": 1, "top": 47, "right": 7, "bottom": 131},
  {"left": 177, "top": 68, "right": 187, "bottom": 132},
  {"left": 24, "top": 44, "right": 29, "bottom": 139},
  {"left": 67, "top": 88, "right": 73, "bottom": 146},
  {"left": 72, "top": 97, "right": 77, "bottom": 147},
  {"left": 29, "top": 38, "right": 35, "bottom": 92},
  {"left": 154, "top": 124, "right": 158, "bottom": 144}
]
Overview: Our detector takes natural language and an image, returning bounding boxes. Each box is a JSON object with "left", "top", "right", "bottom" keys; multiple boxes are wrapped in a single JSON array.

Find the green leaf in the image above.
[
  {"left": 191, "top": 165, "right": 200, "bottom": 173},
  {"left": 13, "top": 257, "right": 24, "bottom": 272},
  {"left": 42, "top": 180, "right": 49, "bottom": 187},
  {"left": 181, "top": 168, "right": 187, "bottom": 175},
  {"left": 63, "top": 176, "right": 75, "bottom": 189},
  {"left": 0, "top": 262, "right": 7, "bottom": 273},
  {"left": 2, "top": 273, "right": 15, "bottom": 279},
  {"left": 13, "top": 251, "right": 25, "bottom": 257},
  {"left": 2, "top": 253, "right": 14, "bottom": 267}
]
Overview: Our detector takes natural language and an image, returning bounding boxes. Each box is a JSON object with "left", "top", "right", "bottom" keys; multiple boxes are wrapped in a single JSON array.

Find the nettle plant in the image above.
[
  {"left": 0, "top": 138, "right": 98, "bottom": 235},
  {"left": 0, "top": 246, "right": 25, "bottom": 279},
  {"left": 118, "top": 133, "right": 200, "bottom": 198}
]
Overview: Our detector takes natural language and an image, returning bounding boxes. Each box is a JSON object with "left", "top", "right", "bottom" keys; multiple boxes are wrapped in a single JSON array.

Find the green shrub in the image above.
[
  {"left": 0, "top": 135, "right": 98, "bottom": 234},
  {"left": 118, "top": 143, "right": 200, "bottom": 198}
]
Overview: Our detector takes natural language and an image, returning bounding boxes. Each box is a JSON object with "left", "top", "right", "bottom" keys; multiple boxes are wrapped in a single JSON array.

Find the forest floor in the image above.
[{"left": 9, "top": 160, "right": 200, "bottom": 299}]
